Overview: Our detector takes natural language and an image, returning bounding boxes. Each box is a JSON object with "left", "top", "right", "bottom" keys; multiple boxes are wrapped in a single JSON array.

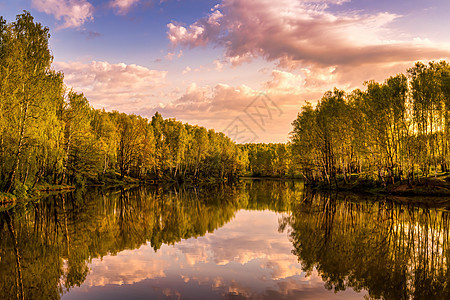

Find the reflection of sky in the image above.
[{"left": 62, "top": 210, "right": 366, "bottom": 299}]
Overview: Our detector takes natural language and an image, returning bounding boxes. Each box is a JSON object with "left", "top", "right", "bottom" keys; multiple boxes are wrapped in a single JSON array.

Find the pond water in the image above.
[{"left": 1, "top": 180, "right": 449, "bottom": 299}]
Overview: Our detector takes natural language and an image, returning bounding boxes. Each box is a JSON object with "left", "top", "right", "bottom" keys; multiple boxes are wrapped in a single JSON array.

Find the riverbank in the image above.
[
  {"left": 0, "top": 171, "right": 237, "bottom": 206},
  {"left": 5, "top": 173, "right": 450, "bottom": 208},
  {"left": 0, "top": 172, "right": 144, "bottom": 206},
  {"left": 306, "top": 174, "right": 450, "bottom": 197},
  {"left": 0, "top": 184, "right": 76, "bottom": 207},
  {"left": 242, "top": 173, "right": 450, "bottom": 197}
]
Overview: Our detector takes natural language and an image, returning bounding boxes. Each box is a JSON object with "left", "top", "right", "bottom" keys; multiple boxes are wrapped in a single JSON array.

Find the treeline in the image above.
[
  {"left": 0, "top": 12, "right": 245, "bottom": 197},
  {"left": 291, "top": 61, "right": 450, "bottom": 187},
  {"left": 239, "top": 143, "right": 294, "bottom": 177}
]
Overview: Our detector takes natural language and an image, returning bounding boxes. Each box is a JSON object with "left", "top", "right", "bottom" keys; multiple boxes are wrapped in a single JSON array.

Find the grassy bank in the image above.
[
  {"left": 306, "top": 173, "right": 450, "bottom": 197},
  {"left": 1, "top": 170, "right": 236, "bottom": 206}
]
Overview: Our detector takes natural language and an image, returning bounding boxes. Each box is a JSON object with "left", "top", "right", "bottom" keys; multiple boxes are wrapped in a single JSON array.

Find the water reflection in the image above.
[
  {"left": 0, "top": 181, "right": 449, "bottom": 299},
  {"left": 282, "top": 191, "right": 450, "bottom": 299},
  {"left": 0, "top": 182, "right": 300, "bottom": 299}
]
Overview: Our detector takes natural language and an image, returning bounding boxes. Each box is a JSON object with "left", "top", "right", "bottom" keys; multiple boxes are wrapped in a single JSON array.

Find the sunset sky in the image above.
[{"left": 1, "top": 0, "right": 450, "bottom": 142}]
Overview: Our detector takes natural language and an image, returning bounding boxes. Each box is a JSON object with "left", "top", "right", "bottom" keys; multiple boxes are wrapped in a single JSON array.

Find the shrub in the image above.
[
  {"left": 12, "top": 181, "right": 29, "bottom": 199},
  {"left": 74, "top": 174, "right": 85, "bottom": 188}
]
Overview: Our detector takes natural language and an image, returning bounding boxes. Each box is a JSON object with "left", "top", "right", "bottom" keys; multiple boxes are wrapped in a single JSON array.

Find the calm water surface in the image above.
[{"left": 1, "top": 181, "right": 449, "bottom": 299}]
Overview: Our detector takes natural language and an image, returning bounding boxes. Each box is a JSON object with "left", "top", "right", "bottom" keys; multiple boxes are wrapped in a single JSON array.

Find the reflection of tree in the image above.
[
  {"left": 282, "top": 192, "right": 450, "bottom": 299},
  {"left": 0, "top": 181, "right": 300, "bottom": 299},
  {"left": 5, "top": 181, "right": 448, "bottom": 299},
  {"left": 5, "top": 211, "right": 24, "bottom": 300}
]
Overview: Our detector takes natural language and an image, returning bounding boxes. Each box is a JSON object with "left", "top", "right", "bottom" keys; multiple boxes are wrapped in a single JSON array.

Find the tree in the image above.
[
  {"left": 0, "top": 11, "right": 65, "bottom": 193},
  {"left": 61, "top": 91, "right": 101, "bottom": 185}
]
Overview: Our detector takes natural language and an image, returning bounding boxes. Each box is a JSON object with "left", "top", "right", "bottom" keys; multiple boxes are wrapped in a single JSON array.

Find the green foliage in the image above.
[
  {"left": 239, "top": 143, "right": 292, "bottom": 177},
  {"left": 73, "top": 174, "right": 85, "bottom": 188},
  {"left": 291, "top": 61, "right": 450, "bottom": 187},
  {"left": 8, "top": 11, "right": 450, "bottom": 193},
  {"left": 0, "top": 11, "right": 65, "bottom": 194},
  {"left": 0, "top": 12, "right": 245, "bottom": 196},
  {"left": 11, "top": 181, "right": 28, "bottom": 198}
]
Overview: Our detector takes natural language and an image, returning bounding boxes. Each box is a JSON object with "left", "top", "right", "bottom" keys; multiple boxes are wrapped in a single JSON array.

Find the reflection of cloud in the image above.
[
  {"left": 202, "top": 211, "right": 304, "bottom": 280},
  {"left": 160, "top": 211, "right": 305, "bottom": 280},
  {"left": 162, "top": 287, "right": 181, "bottom": 299},
  {"left": 32, "top": 0, "right": 94, "bottom": 29},
  {"left": 82, "top": 247, "right": 170, "bottom": 287},
  {"left": 177, "top": 242, "right": 210, "bottom": 266},
  {"left": 68, "top": 210, "right": 367, "bottom": 299}
]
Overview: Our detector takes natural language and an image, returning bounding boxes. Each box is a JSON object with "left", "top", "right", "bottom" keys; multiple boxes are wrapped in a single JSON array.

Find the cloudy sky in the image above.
[{"left": 1, "top": 0, "right": 450, "bottom": 142}]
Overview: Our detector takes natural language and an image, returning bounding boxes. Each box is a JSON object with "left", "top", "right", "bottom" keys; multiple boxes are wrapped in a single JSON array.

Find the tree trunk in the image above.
[
  {"left": 60, "top": 129, "right": 72, "bottom": 185},
  {"left": 6, "top": 102, "right": 29, "bottom": 193}
]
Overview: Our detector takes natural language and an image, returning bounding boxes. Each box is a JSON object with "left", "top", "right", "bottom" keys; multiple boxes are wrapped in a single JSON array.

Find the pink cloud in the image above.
[
  {"left": 144, "top": 72, "right": 319, "bottom": 143},
  {"left": 54, "top": 60, "right": 167, "bottom": 112},
  {"left": 167, "top": 0, "right": 450, "bottom": 68},
  {"left": 147, "top": 57, "right": 409, "bottom": 142},
  {"left": 167, "top": 9, "right": 223, "bottom": 48},
  {"left": 109, "top": 0, "right": 140, "bottom": 15},
  {"left": 32, "top": 0, "right": 94, "bottom": 29},
  {"left": 154, "top": 83, "right": 257, "bottom": 119}
]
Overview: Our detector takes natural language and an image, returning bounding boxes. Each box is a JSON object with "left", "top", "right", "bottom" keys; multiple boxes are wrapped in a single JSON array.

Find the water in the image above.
[{"left": 1, "top": 181, "right": 449, "bottom": 299}]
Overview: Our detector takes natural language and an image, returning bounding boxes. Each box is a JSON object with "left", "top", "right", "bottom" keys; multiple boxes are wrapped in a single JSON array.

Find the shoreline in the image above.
[
  {"left": 4, "top": 176, "right": 450, "bottom": 209},
  {"left": 241, "top": 175, "right": 450, "bottom": 198}
]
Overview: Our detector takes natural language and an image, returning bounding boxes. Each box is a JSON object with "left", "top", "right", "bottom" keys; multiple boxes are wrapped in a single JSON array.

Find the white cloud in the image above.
[
  {"left": 84, "top": 248, "right": 169, "bottom": 287},
  {"left": 182, "top": 66, "right": 192, "bottom": 74},
  {"left": 167, "top": 9, "right": 223, "bottom": 48},
  {"left": 167, "top": 0, "right": 450, "bottom": 69},
  {"left": 214, "top": 59, "right": 224, "bottom": 71},
  {"left": 109, "top": 0, "right": 140, "bottom": 15},
  {"left": 165, "top": 52, "right": 175, "bottom": 61},
  {"left": 54, "top": 60, "right": 167, "bottom": 112},
  {"left": 32, "top": 0, "right": 94, "bottom": 29}
]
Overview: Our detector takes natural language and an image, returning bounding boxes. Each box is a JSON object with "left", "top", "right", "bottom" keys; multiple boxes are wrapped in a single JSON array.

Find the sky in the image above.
[{"left": 1, "top": 0, "right": 450, "bottom": 143}]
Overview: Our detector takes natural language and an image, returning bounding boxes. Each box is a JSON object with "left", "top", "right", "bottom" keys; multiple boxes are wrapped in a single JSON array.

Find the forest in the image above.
[
  {"left": 3, "top": 11, "right": 450, "bottom": 200},
  {"left": 291, "top": 62, "right": 450, "bottom": 188},
  {"left": 243, "top": 60, "right": 450, "bottom": 189},
  {"left": 0, "top": 12, "right": 247, "bottom": 199}
]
